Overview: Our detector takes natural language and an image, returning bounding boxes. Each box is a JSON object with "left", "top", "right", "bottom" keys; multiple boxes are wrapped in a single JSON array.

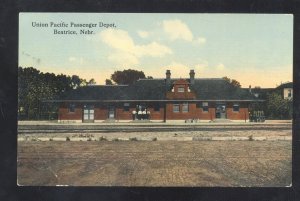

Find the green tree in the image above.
[
  {"left": 71, "top": 75, "right": 83, "bottom": 89},
  {"left": 18, "top": 66, "right": 95, "bottom": 120},
  {"left": 87, "top": 78, "right": 96, "bottom": 85},
  {"left": 266, "top": 92, "right": 292, "bottom": 119},
  {"left": 231, "top": 79, "right": 241, "bottom": 88},
  {"left": 55, "top": 74, "right": 73, "bottom": 93},
  {"left": 111, "top": 69, "right": 146, "bottom": 85},
  {"left": 222, "top": 76, "right": 241, "bottom": 88},
  {"left": 18, "top": 67, "right": 42, "bottom": 119},
  {"left": 105, "top": 79, "right": 113, "bottom": 85}
]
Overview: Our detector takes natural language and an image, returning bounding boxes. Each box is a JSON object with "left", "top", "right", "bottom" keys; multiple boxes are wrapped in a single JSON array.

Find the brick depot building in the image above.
[{"left": 53, "top": 70, "right": 261, "bottom": 123}]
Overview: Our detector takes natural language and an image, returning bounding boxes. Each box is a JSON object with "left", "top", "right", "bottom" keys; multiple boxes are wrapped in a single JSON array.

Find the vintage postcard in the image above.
[{"left": 17, "top": 13, "right": 293, "bottom": 186}]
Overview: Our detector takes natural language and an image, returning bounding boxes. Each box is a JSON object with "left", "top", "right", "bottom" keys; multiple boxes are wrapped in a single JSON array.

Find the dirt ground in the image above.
[{"left": 17, "top": 140, "right": 291, "bottom": 187}]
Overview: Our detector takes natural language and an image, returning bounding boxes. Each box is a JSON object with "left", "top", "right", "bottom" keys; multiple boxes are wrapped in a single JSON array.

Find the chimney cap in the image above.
[{"left": 166, "top": 70, "right": 171, "bottom": 74}]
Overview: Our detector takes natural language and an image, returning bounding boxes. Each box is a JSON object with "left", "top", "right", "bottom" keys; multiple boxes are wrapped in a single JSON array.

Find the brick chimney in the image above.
[
  {"left": 166, "top": 70, "right": 171, "bottom": 83},
  {"left": 166, "top": 70, "right": 171, "bottom": 85},
  {"left": 189, "top": 69, "right": 195, "bottom": 85}
]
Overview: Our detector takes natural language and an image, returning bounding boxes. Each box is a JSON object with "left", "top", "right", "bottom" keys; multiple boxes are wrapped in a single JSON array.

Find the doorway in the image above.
[
  {"left": 108, "top": 106, "right": 115, "bottom": 119},
  {"left": 83, "top": 104, "right": 94, "bottom": 122},
  {"left": 215, "top": 103, "right": 226, "bottom": 119}
]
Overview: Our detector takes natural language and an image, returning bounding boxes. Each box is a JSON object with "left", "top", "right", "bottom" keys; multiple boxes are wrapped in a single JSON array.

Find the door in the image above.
[
  {"left": 108, "top": 106, "right": 115, "bottom": 119},
  {"left": 83, "top": 105, "right": 94, "bottom": 122},
  {"left": 215, "top": 103, "right": 226, "bottom": 119}
]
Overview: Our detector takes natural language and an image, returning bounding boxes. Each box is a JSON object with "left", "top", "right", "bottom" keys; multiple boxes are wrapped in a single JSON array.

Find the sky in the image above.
[{"left": 19, "top": 13, "right": 293, "bottom": 87}]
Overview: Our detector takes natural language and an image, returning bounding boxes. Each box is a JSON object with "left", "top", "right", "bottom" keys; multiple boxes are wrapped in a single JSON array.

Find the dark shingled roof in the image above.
[
  {"left": 276, "top": 82, "right": 293, "bottom": 90},
  {"left": 190, "top": 79, "right": 256, "bottom": 100},
  {"left": 60, "top": 85, "right": 130, "bottom": 100},
  {"left": 56, "top": 78, "right": 260, "bottom": 102}
]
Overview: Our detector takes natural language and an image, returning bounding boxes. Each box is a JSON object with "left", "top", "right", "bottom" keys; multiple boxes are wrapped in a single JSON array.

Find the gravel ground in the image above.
[
  {"left": 17, "top": 122, "right": 292, "bottom": 186},
  {"left": 17, "top": 140, "right": 291, "bottom": 187}
]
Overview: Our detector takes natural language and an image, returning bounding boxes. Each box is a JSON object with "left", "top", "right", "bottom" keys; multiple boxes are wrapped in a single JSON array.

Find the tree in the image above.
[
  {"left": 87, "top": 78, "right": 96, "bottom": 85},
  {"left": 111, "top": 69, "right": 146, "bottom": 85},
  {"left": 18, "top": 66, "right": 95, "bottom": 120},
  {"left": 266, "top": 91, "right": 292, "bottom": 119},
  {"left": 71, "top": 75, "right": 83, "bottom": 89},
  {"left": 231, "top": 79, "right": 241, "bottom": 88},
  {"left": 105, "top": 79, "right": 113, "bottom": 85},
  {"left": 222, "top": 76, "right": 241, "bottom": 88},
  {"left": 223, "top": 76, "right": 230, "bottom": 83},
  {"left": 18, "top": 67, "right": 42, "bottom": 119}
]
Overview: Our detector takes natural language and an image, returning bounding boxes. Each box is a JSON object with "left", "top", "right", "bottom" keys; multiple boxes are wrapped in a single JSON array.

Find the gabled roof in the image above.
[
  {"left": 191, "top": 79, "right": 256, "bottom": 100},
  {"left": 276, "top": 82, "right": 293, "bottom": 89},
  {"left": 60, "top": 85, "right": 130, "bottom": 100},
  {"left": 50, "top": 78, "right": 261, "bottom": 102}
]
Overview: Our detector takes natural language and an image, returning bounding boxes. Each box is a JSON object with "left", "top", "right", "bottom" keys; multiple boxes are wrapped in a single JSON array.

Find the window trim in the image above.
[
  {"left": 68, "top": 103, "right": 75, "bottom": 113},
  {"left": 123, "top": 103, "right": 130, "bottom": 112},
  {"left": 182, "top": 102, "right": 189, "bottom": 113},
  {"left": 177, "top": 87, "right": 185, "bottom": 93},
  {"left": 233, "top": 103, "right": 240, "bottom": 112},
  {"left": 202, "top": 102, "right": 209, "bottom": 112},
  {"left": 173, "top": 104, "right": 180, "bottom": 113},
  {"left": 288, "top": 89, "right": 292, "bottom": 97}
]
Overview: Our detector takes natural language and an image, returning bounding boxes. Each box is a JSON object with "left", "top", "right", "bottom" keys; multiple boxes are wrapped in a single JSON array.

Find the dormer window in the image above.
[{"left": 178, "top": 87, "right": 184, "bottom": 93}]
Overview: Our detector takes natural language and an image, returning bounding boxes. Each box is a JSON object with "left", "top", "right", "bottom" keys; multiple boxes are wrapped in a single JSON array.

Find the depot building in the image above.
[{"left": 47, "top": 70, "right": 261, "bottom": 123}]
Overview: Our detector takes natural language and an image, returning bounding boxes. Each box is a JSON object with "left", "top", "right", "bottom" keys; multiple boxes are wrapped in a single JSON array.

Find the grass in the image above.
[
  {"left": 129, "top": 137, "right": 138, "bottom": 141},
  {"left": 99, "top": 136, "right": 107, "bottom": 141}
]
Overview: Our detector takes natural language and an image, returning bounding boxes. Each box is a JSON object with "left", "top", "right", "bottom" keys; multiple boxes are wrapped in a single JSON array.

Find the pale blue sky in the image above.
[{"left": 19, "top": 13, "right": 293, "bottom": 87}]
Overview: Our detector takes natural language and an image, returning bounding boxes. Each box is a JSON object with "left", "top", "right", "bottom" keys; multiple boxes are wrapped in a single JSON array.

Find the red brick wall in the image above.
[
  {"left": 116, "top": 108, "right": 133, "bottom": 120},
  {"left": 196, "top": 107, "right": 216, "bottom": 120},
  {"left": 58, "top": 103, "right": 82, "bottom": 121},
  {"left": 166, "top": 79, "right": 196, "bottom": 100},
  {"left": 147, "top": 107, "right": 165, "bottom": 120},
  {"left": 166, "top": 91, "right": 196, "bottom": 99},
  {"left": 115, "top": 106, "right": 165, "bottom": 120},
  {"left": 226, "top": 102, "right": 249, "bottom": 120},
  {"left": 165, "top": 103, "right": 216, "bottom": 120},
  {"left": 59, "top": 102, "right": 250, "bottom": 121},
  {"left": 94, "top": 106, "right": 108, "bottom": 120}
]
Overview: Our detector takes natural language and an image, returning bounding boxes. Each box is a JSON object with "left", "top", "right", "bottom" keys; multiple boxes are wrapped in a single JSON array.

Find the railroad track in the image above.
[{"left": 18, "top": 124, "right": 292, "bottom": 134}]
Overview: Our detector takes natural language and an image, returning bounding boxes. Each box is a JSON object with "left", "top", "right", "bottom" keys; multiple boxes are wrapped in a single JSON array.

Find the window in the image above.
[
  {"left": 202, "top": 102, "right": 209, "bottom": 112},
  {"left": 233, "top": 103, "right": 239, "bottom": 112},
  {"left": 182, "top": 103, "right": 189, "bottom": 112},
  {"left": 173, "top": 104, "right": 180, "bottom": 113},
  {"left": 178, "top": 87, "right": 185, "bottom": 92},
  {"left": 288, "top": 89, "right": 292, "bottom": 97},
  {"left": 68, "top": 103, "right": 75, "bottom": 113},
  {"left": 123, "top": 103, "right": 130, "bottom": 111},
  {"left": 154, "top": 103, "right": 160, "bottom": 111}
]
